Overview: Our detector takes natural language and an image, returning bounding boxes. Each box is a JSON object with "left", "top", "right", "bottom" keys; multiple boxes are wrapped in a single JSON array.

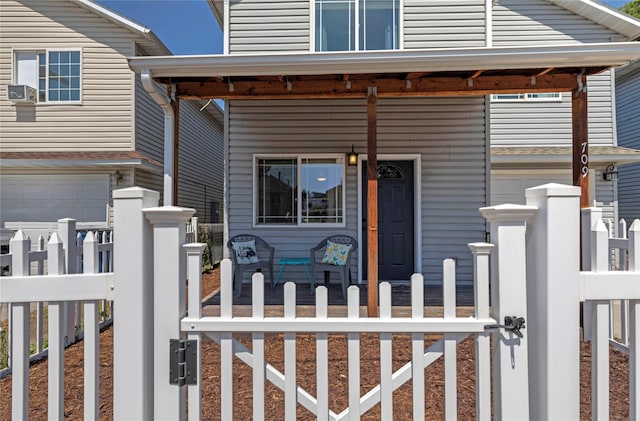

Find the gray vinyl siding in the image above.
[
  {"left": 403, "top": 0, "right": 485, "bottom": 49},
  {"left": 492, "top": 0, "right": 623, "bottom": 46},
  {"left": 229, "top": 0, "right": 310, "bottom": 54},
  {"left": 0, "top": 0, "right": 135, "bottom": 151},
  {"left": 490, "top": 72, "right": 614, "bottom": 147},
  {"left": 228, "top": 97, "right": 486, "bottom": 285},
  {"left": 135, "top": 75, "right": 165, "bottom": 163},
  {"left": 177, "top": 101, "right": 224, "bottom": 224},
  {"left": 616, "top": 64, "right": 640, "bottom": 222}
]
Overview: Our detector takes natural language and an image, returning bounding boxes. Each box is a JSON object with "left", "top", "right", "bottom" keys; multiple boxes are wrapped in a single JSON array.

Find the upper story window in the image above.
[
  {"left": 256, "top": 155, "right": 345, "bottom": 227},
  {"left": 491, "top": 93, "right": 562, "bottom": 102},
  {"left": 14, "top": 50, "right": 81, "bottom": 103},
  {"left": 315, "top": 0, "right": 399, "bottom": 52}
]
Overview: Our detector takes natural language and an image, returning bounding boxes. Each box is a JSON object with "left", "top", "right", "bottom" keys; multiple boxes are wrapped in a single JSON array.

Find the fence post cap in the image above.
[
  {"left": 479, "top": 204, "right": 538, "bottom": 222},
  {"left": 113, "top": 187, "right": 160, "bottom": 200},
  {"left": 468, "top": 242, "right": 494, "bottom": 254},
  {"left": 184, "top": 243, "right": 207, "bottom": 253},
  {"left": 143, "top": 206, "right": 196, "bottom": 224},
  {"left": 525, "top": 183, "right": 580, "bottom": 198}
]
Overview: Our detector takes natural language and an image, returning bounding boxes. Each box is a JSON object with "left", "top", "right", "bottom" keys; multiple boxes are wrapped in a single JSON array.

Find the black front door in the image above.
[{"left": 362, "top": 160, "right": 414, "bottom": 281}]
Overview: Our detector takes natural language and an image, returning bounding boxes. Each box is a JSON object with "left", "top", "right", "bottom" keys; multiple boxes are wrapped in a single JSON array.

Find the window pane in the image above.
[
  {"left": 15, "top": 52, "right": 37, "bottom": 87},
  {"left": 70, "top": 90, "right": 80, "bottom": 101},
  {"left": 70, "top": 77, "right": 80, "bottom": 89},
  {"left": 257, "top": 158, "right": 297, "bottom": 224},
  {"left": 527, "top": 92, "right": 561, "bottom": 100},
  {"left": 49, "top": 90, "right": 58, "bottom": 101},
  {"left": 360, "top": 0, "right": 399, "bottom": 50},
  {"left": 60, "top": 90, "right": 69, "bottom": 101},
  {"left": 301, "top": 158, "right": 343, "bottom": 224},
  {"left": 71, "top": 51, "right": 80, "bottom": 63},
  {"left": 316, "top": 0, "right": 355, "bottom": 51}
]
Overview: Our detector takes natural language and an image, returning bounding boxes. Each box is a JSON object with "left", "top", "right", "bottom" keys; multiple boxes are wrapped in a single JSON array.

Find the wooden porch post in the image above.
[
  {"left": 572, "top": 74, "right": 590, "bottom": 209},
  {"left": 367, "top": 88, "right": 378, "bottom": 317}
]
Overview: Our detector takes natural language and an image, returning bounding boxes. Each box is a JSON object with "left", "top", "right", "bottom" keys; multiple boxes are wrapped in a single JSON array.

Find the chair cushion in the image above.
[
  {"left": 321, "top": 240, "right": 352, "bottom": 266},
  {"left": 232, "top": 240, "right": 260, "bottom": 264}
]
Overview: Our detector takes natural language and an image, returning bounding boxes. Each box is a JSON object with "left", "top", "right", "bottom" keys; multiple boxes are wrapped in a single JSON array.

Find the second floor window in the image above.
[
  {"left": 315, "top": 0, "right": 399, "bottom": 52},
  {"left": 14, "top": 50, "right": 81, "bottom": 103}
]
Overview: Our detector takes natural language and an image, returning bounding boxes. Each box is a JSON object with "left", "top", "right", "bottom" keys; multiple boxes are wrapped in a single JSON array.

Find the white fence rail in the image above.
[{"left": 0, "top": 219, "right": 113, "bottom": 379}]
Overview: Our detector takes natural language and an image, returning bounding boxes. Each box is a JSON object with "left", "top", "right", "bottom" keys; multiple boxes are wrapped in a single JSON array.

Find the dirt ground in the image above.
[{"left": 0, "top": 267, "right": 632, "bottom": 420}]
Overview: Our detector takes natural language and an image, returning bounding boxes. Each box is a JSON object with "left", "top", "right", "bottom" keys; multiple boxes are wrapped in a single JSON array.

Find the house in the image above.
[
  {"left": 0, "top": 0, "right": 224, "bottom": 239},
  {"left": 128, "top": 0, "right": 640, "bottom": 309},
  {"left": 615, "top": 59, "right": 640, "bottom": 223}
]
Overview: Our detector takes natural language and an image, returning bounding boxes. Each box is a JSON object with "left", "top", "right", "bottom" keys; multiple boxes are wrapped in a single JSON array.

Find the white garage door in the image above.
[
  {"left": 0, "top": 174, "right": 109, "bottom": 225},
  {"left": 491, "top": 173, "right": 571, "bottom": 206}
]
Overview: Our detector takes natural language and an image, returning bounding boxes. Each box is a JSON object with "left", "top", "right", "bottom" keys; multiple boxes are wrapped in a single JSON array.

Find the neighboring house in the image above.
[
  {"left": 129, "top": 0, "right": 640, "bottom": 289},
  {"left": 488, "top": 1, "right": 640, "bottom": 229},
  {"left": 615, "top": 59, "right": 640, "bottom": 222},
  {"left": 0, "top": 0, "right": 224, "bottom": 240}
]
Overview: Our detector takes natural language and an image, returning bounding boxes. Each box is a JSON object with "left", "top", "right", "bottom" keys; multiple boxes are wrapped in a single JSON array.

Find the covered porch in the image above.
[{"left": 129, "top": 42, "right": 640, "bottom": 315}]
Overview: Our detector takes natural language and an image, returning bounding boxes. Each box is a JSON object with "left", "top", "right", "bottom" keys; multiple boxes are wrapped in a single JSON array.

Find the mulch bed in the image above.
[{"left": 0, "top": 267, "right": 631, "bottom": 420}]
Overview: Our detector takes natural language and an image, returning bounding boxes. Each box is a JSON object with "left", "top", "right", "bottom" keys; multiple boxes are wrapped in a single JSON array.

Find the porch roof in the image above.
[{"left": 128, "top": 43, "right": 640, "bottom": 99}]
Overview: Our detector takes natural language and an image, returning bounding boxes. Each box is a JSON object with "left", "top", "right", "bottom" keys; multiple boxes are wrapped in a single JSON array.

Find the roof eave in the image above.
[
  {"left": 127, "top": 43, "right": 640, "bottom": 78},
  {"left": 73, "top": 0, "right": 172, "bottom": 56},
  {"left": 548, "top": 0, "right": 640, "bottom": 40},
  {"left": 0, "top": 159, "right": 163, "bottom": 172}
]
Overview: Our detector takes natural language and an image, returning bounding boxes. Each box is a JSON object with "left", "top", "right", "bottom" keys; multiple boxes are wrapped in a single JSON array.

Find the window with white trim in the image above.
[
  {"left": 256, "top": 155, "right": 345, "bottom": 226},
  {"left": 14, "top": 50, "right": 81, "bottom": 103},
  {"left": 315, "top": 0, "right": 400, "bottom": 52},
  {"left": 491, "top": 92, "right": 562, "bottom": 102}
]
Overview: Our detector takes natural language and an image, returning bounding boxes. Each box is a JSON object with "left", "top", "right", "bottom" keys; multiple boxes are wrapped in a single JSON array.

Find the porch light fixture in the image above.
[
  {"left": 603, "top": 164, "right": 618, "bottom": 182},
  {"left": 347, "top": 145, "right": 358, "bottom": 166},
  {"left": 114, "top": 170, "right": 124, "bottom": 186}
]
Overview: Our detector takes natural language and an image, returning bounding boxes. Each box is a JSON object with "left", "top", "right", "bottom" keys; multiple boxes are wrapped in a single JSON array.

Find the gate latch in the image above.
[
  {"left": 485, "top": 316, "right": 526, "bottom": 338},
  {"left": 170, "top": 339, "right": 198, "bottom": 386}
]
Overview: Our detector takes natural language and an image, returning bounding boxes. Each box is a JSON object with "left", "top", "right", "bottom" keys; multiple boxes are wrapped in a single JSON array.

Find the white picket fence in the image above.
[
  {"left": 1, "top": 184, "right": 638, "bottom": 420},
  {"left": 0, "top": 219, "right": 113, "bottom": 379}
]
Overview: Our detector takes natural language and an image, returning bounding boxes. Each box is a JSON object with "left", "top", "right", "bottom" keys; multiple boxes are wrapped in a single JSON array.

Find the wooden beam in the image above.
[
  {"left": 367, "top": 89, "right": 378, "bottom": 317},
  {"left": 174, "top": 73, "right": 582, "bottom": 100},
  {"left": 406, "top": 72, "right": 431, "bottom": 79},
  {"left": 572, "top": 76, "right": 590, "bottom": 209},
  {"left": 470, "top": 70, "right": 485, "bottom": 79},
  {"left": 536, "top": 67, "right": 555, "bottom": 77}
]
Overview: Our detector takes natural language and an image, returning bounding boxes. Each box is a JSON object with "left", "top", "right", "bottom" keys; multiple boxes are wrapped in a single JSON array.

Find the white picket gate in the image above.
[{"left": 1, "top": 184, "right": 638, "bottom": 420}]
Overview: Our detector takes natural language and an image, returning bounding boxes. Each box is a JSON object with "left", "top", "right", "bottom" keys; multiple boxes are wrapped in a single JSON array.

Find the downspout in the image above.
[{"left": 141, "top": 68, "right": 174, "bottom": 205}]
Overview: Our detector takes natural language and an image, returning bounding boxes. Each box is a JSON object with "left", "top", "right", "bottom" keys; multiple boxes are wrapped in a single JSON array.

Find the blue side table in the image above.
[{"left": 273, "top": 257, "right": 312, "bottom": 287}]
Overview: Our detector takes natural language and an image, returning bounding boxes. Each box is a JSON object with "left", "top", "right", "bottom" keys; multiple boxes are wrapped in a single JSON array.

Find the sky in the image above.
[{"left": 95, "top": 0, "right": 633, "bottom": 55}]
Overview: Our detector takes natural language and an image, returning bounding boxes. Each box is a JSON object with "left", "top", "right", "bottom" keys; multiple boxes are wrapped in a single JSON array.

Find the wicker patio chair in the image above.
[
  {"left": 227, "top": 234, "right": 275, "bottom": 297},
  {"left": 310, "top": 234, "right": 358, "bottom": 299}
]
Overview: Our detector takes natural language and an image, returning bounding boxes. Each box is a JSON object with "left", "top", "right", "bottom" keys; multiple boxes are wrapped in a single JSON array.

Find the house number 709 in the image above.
[{"left": 581, "top": 142, "right": 588, "bottom": 177}]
